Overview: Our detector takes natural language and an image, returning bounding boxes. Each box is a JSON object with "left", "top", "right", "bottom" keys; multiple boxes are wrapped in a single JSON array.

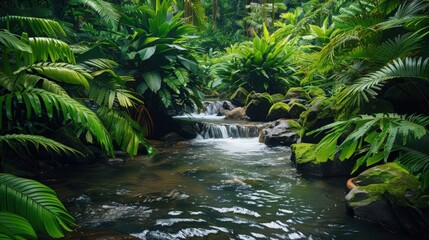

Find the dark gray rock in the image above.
[{"left": 260, "top": 119, "right": 301, "bottom": 146}]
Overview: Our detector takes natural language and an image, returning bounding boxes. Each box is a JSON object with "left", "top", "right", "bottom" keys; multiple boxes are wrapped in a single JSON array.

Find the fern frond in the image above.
[
  {"left": 73, "top": 0, "right": 121, "bottom": 26},
  {"left": 0, "top": 212, "right": 37, "bottom": 240},
  {"left": 379, "top": 0, "right": 429, "bottom": 30},
  {"left": 338, "top": 57, "right": 429, "bottom": 107},
  {"left": 0, "top": 30, "right": 32, "bottom": 53},
  {"left": 0, "top": 134, "right": 80, "bottom": 156},
  {"left": 0, "top": 89, "right": 114, "bottom": 155},
  {"left": 18, "top": 62, "right": 93, "bottom": 89},
  {"left": 0, "top": 174, "right": 75, "bottom": 238},
  {"left": 0, "top": 16, "right": 65, "bottom": 37},
  {"left": 26, "top": 37, "right": 75, "bottom": 64},
  {"left": 97, "top": 107, "right": 150, "bottom": 157},
  {"left": 89, "top": 77, "right": 142, "bottom": 108}
]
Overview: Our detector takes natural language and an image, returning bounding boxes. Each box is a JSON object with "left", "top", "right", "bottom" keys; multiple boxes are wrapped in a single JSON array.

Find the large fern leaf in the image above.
[
  {"left": 0, "top": 16, "right": 65, "bottom": 37},
  {"left": 0, "top": 89, "right": 114, "bottom": 156},
  {"left": 0, "top": 174, "right": 75, "bottom": 238},
  {"left": 0, "top": 30, "right": 32, "bottom": 53},
  {"left": 338, "top": 57, "right": 429, "bottom": 107},
  {"left": 27, "top": 37, "right": 76, "bottom": 64},
  {"left": 18, "top": 62, "right": 93, "bottom": 89},
  {"left": 73, "top": 0, "right": 121, "bottom": 27},
  {"left": 0, "top": 134, "right": 80, "bottom": 156},
  {"left": 97, "top": 107, "right": 150, "bottom": 157},
  {"left": 0, "top": 212, "right": 37, "bottom": 240}
]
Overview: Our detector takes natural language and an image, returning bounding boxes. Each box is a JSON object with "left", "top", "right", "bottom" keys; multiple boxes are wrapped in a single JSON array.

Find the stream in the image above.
[{"left": 44, "top": 114, "right": 411, "bottom": 239}]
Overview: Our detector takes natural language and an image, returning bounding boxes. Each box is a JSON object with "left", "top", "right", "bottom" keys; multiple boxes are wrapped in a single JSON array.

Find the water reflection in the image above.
[{"left": 44, "top": 138, "right": 410, "bottom": 240}]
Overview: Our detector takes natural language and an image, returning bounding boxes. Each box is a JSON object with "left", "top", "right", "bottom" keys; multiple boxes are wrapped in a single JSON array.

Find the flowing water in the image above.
[{"left": 44, "top": 111, "right": 411, "bottom": 239}]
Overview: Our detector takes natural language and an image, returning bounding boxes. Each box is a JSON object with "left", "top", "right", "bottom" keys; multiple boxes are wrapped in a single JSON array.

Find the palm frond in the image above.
[
  {"left": 73, "top": 0, "right": 121, "bottom": 27},
  {"left": 26, "top": 37, "right": 76, "bottom": 64},
  {"left": 0, "top": 30, "right": 32, "bottom": 53},
  {"left": 338, "top": 57, "right": 429, "bottom": 107},
  {"left": 0, "top": 212, "right": 37, "bottom": 240},
  {"left": 0, "top": 16, "right": 65, "bottom": 37},
  {"left": 0, "top": 174, "right": 75, "bottom": 238},
  {"left": 18, "top": 62, "right": 93, "bottom": 89},
  {"left": 0, "top": 72, "right": 15, "bottom": 92},
  {"left": 78, "top": 58, "right": 118, "bottom": 70},
  {"left": 0, "top": 134, "right": 80, "bottom": 156},
  {"left": 395, "top": 134, "right": 429, "bottom": 189},
  {"left": 89, "top": 77, "right": 142, "bottom": 108},
  {"left": 97, "top": 107, "right": 152, "bottom": 157},
  {"left": 379, "top": 0, "right": 429, "bottom": 30},
  {"left": 0, "top": 89, "right": 114, "bottom": 155}
]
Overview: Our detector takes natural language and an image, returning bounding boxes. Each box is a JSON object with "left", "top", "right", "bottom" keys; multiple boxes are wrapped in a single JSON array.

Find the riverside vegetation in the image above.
[{"left": 0, "top": 0, "right": 428, "bottom": 239}]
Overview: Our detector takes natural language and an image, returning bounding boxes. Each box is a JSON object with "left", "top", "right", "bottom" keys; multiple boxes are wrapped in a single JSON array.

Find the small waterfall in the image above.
[{"left": 197, "top": 123, "right": 260, "bottom": 139}]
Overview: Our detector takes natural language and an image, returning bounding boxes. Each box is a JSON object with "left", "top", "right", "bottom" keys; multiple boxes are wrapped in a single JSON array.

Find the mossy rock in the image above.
[
  {"left": 285, "top": 87, "right": 311, "bottom": 101},
  {"left": 307, "top": 87, "right": 326, "bottom": 98},
  {"left": 290, "top": 143, "right": 354, "bottom": 176},
  {"left": 290, "top": 143, "right": 316, "bottom": 164},
  {"left": 266, "top": 102, "right": 290, "bottom": 121},
  {"left": 230, "top": 87, "right": 249, "bottom": 107},
  {"left": 288, "top": 102, "right": 307, "bottom": 119},
  {"left": 271, "top": 93, "right": 285, "bottom": 103},
  {"left": 346, "top": 163, "right": 429, "bottom": 235},
  {"left": 300, "top": 97, "right": 334, "bottom": 143},
  {"left": 245, "top": 92, "right": 274, "bottom": 121}
]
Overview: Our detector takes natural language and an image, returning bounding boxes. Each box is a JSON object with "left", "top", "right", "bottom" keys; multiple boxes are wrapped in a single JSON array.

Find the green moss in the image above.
[
  {"left": 300, "top": 96, "right": 334, "bottom": 131},
  {"left": 230, "top": 87, "right": 249, "bottom": 107},
  {"left": 350, "top": 163, "right": 425, "bottom": 207},
  {"left": 288, "top": 102, "right": 307, "bottom": 119},
  {"left": 307, "top": 87, "right": 326, "bottom": 98},
  {"left": 285, "top": 87, "right": 311, "bottom": 101},
  {"left": 271, "top": 93, "right": 285, "bottom": 103},
  {"left": 266, "top": 102, "right": 290, "bottom": 121},
  {"left": 245, "top": 92, "right": 274, "bottom": 121},
  {"left": 291, "top": 143, "right": 317, "bottom": 164}
]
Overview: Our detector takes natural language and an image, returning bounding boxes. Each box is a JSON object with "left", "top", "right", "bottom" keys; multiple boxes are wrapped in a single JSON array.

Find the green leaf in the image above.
[
  {"left": 0, "top": 174, "right": 75, "bottom": 238},
  {"left": 0, "top": 212, "right": 37, "bottom": 240},
  {"left": 143, "top": 70, "right": 162, "bottom": 93},
  {"left": 138, "top": 46, "right": 157, "bottom": 61},
  {"left": 0, "top": 30, "right": 32, "bottom": 53}
]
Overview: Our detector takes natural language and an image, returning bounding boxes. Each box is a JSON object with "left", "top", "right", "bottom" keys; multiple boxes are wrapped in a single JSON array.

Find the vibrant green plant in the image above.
[
  {"left": 309, "top": 114, "right": 429, "bottom": 188},
  {"left": 0, "top": 173, "right": 75, "bottom": 239},
  {"left": 215, "top": 24, "right": 298, "bottom": 94}
]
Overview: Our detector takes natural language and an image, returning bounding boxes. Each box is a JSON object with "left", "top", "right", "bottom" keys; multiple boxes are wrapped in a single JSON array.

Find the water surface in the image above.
[{"left": 45, "top": 138, "right": 410, "bottom": 239}]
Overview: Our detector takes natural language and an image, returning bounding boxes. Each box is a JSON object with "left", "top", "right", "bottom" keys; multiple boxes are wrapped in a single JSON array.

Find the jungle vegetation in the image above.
[{"left": 0, "top": 0, "right": 428, "bottom": 238}]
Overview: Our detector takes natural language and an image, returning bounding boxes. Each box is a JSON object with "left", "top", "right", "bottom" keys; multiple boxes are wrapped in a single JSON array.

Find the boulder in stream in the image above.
[
  {"left": 245, "top": 92, "right": 274, "bottom": 121},
  {"left": 266, "top": 102, "right": 290, "bottom": 121},
  {"left": 346, "top": 163, "right": 429, "bottom": 236},
  {"left": 259, "top": 119, "right": 301, "bottom": 146},
  {"left": 224, "top": 107, "right": 246, "bottom": 120},
  {"left": 230, "top": 87, "right": 249, "bottom": 107}
]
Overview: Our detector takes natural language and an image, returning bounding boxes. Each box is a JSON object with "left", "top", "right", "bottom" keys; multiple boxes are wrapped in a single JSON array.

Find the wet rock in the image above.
[
  {"left": 245, "top": 92, "right": 274, "bottom": 121},
  {"left": 177, "top": 121, "right": 198, "bottom": 139},
  {"left": 346, "top": 163, "right": 429, "bottom": 236},
  {"left": 64, "top": 228, "right": 140, "bottom": 240},
  {"left": 288, "top": 102, "right": 307, "bottom": 119},
  {"left": 108, "top": 158, "right": 125, "bottom": 164},
  {"left": 161, "top": 132, "right": 186, "bottom": 146},
  {"left": 230, "top": 87, "right": 249, "bottom": 107},
  {"left": 260, "top": 119, "right": 301, "bottom": 146},
  {"left": 284, "top": 87, "right": 311, "bottom": 102},
  {"left": 224, "top": 107, "right": 246, "bottom": 120},
  {"left": 266, "top": 102, "right": 290, "bottom": 121},
  {"left": 222, "top": 101, "right": 235, "bottom": 111},
  {"left": 290, "top": 143, "right": 354, "bottom": 177}
]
